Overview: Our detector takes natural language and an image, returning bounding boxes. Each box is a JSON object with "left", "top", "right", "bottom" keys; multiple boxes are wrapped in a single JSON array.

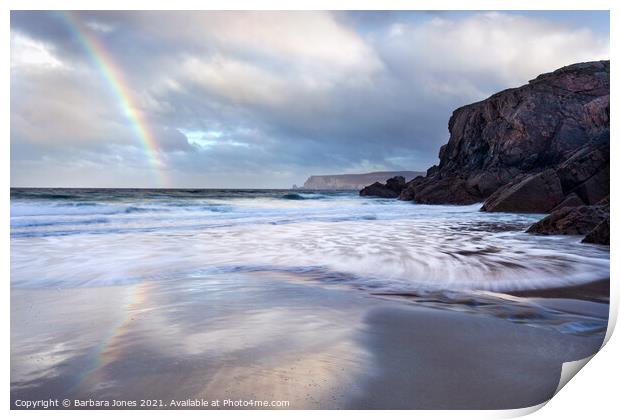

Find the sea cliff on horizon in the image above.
[{"left": 300, "top": 171, "right": 423, "bottom": 190}]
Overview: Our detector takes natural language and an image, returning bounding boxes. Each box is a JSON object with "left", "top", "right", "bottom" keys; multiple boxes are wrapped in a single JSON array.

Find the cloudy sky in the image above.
[{"left": 11, "top": 10, "right": 609, "bottom": 188}]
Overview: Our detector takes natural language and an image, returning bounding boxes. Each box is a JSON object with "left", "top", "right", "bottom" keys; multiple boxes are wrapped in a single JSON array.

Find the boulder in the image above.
[
  {"left": 550, "top": 192, "right": 585, "bottom": 212},
  {"left": 360, "top": 176, "right": 406, "bottom": 198},
  {"left": 398, "top": 176, "right": 481, "bottom": 204},
  {"left": 481, "top": 170, "right": 564, "bottom": 213},
  {"left": 571, "top": 164, "right": 610, "bottom": 205},
  {"left": 582, "top": 218, "right": 610, "bottom": 245},
  {"left": 385, "top": 176, "right": 407, "bottom": 192},
  {"left": 360, "top": 182, "right": 399, "bottom": 198},
  {"left": 464, "top": 172, "right": 507, "bottom": 197},
  {"left": 526, "top": 202, "right": 609, "bottom": 236},
  {"left": 556, "top": 136, "right": 610, "bottom": 204}
]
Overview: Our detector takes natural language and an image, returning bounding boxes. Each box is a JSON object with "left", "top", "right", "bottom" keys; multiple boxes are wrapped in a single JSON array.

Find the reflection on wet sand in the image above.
[
  {"left": 12, "top": 273, "right": 372, "bottom": 409},
  {"left": 11, "top": 271, "right": 607, "bottom": 409},
  {"left": 350, "top": 305, "right": 605, "bottom": 409},
  {"left": 11, "top": 285, "right": 131, "bottom": 395}
]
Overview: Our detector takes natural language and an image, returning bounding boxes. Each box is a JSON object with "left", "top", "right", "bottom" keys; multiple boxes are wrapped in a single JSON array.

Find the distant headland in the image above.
[{"left": 298, "top": 171, "right": 424, "bottom": 190}]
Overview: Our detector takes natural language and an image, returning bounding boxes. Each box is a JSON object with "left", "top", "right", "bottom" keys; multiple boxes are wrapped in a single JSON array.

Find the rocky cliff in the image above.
[
  {"left": 398, "top": 60, "right": 610, "bottom": 208},
  {"left": 360, "top": 60, "right": 609, "bottom": 243},
  {"left": 303, "top": 171, "right": 423, "bottom": 190}
]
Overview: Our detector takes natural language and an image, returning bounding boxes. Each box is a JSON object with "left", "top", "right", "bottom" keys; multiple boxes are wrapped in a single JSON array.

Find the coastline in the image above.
[
  {"left": 10, "top": 188, "right": 610, "bottom": 410},
  {"left": 11, "top": 272, "right": 608, "bottom": 409}
]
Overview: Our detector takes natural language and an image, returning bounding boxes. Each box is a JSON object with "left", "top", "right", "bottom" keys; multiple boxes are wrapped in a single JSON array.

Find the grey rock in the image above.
[
  {"left": 398, "top": 176, "right": 481, "bottom": 204},
  {"left": 360, "top": 176, "right": 407, "bottom": 198},
  {"left": 481, "top": 170, "right": 564, "bottom": 213},
  {"left": 551, "top": 192, "right": 585, "bottom": 212},
  {"left": 526, "top": 202, "right": 609, "bottom": 236},
  {"left": 582, "top": 218, "right": 610, "bottom": 245},
  {"left": 556, "top": 136, "right": 610, "bottom": 202}
]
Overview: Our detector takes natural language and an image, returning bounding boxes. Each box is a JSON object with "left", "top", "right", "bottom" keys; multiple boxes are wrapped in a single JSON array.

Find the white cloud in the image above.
[
  {"left": 136, "top": 11, "right": 382, "bottom": 74},
  {"left": 381, "top": 12, "right": 609, "bottom": 99},
  {"left": 11, "top": 33, "right": 64, "bottom": 69},
  {"left": 152, "top": 11, "right": 385, "bottom": 109},
  {"left": 181, "top": 55, "right": 292, "bottom": 107},
  {"left": 11, "top": 65, "right": 135, "bottom": 147}
]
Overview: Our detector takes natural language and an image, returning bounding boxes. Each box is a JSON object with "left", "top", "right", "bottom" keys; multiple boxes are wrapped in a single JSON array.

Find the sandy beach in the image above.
[
  {"left": 11, "top": 271, "right": 607, "bottom": 409},
  {"left": 10, "top": 188, "right": 610, "bottom": 409},
  {"left": 349, "top": 301, "right": 605, "bottom": 409}
]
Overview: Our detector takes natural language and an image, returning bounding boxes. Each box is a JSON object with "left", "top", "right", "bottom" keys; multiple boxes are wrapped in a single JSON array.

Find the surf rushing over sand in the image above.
[
  {"left": 10, "top": 188, "right": 610, "bottom": 409},
  {"left": 11, "top": 188, "right": 609, "bottom": 293}
]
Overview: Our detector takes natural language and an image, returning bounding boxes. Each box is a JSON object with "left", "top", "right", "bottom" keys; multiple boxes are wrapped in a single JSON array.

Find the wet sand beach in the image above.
[
  {"left": 350, "top": 302, "right": 605, "bottom": 409},
  {"left": 11, "top": 272, "right": 607, "bottom": 409},
  {"left": 10, "top": 189, "right": 610, "bottom": 409}
]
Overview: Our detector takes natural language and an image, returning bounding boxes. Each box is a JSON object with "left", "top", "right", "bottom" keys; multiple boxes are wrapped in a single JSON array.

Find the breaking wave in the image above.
[{"left": 10, "top": 189, "right": 609, "bottom": 295}]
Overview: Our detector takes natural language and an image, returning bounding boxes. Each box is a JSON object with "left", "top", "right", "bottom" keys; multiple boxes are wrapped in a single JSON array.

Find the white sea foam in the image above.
[{"left": 10, "top": 191, "right": 610, "bottom": 292}]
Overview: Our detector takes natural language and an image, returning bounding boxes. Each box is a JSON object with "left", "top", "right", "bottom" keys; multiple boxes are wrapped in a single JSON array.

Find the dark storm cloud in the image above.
[{"left": 10, "top": 11, "right": 610, "bottom": 187}]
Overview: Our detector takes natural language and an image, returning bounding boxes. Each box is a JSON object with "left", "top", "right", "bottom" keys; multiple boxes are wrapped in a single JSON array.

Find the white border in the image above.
[
  {"left": 0, "top": 0, "right": 616, "bottom": 11},
  {"left": 3, "top": 2, "right": 617, "bottom": 419}
]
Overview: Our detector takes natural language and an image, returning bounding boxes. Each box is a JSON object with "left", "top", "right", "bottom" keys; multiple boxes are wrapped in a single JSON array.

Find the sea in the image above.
[
  {"left": 10, "top": 188, "right": 610, "bottom": 407},
  {"left": 11, "top": 188, "right": 609, "bottom": 293}
]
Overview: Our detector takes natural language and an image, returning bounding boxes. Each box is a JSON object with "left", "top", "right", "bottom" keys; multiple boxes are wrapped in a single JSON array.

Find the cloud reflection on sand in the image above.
[
  {"left": 12, "top": 273, "right": 371, "bottom": 408},
  {"left": 11, "top": 285, "right": 132, "bottom": 393}
]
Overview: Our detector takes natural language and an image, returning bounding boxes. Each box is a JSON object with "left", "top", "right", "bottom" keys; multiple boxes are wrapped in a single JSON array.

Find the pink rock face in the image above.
[{"left": 583, "top": 95, "right": 610, "bottom": 130}]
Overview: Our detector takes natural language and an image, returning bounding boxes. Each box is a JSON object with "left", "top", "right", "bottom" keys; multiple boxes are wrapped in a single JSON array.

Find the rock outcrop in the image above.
[
  {"left": 481, "top": 169, "right": 564, "bottom": 213},
  {"left": 551, "top": 193, "right": 585, "bottom": 212},
  {"left": 483, "top": 136, "right": 610, "bottom": 213},
  {"left": 525, "top": 196, "right": 610, "bottom": 244},
  {"left": 396, "top": 60, "right": 609, "bottom": 208},
  {"left": 303, "top": 171, "right": 423, "bottom": 190},
  {"left": 583, "top": 218, "right": 610, "bottom": 245},
  {"left": 357, "top": 60, "right": 609, "bottom": 244},
  {"left": 526, "top": 198, "right": 609, "bottom": 235},
  {"left": 360, "top": 176, "right": 407, "bottom": 198}
]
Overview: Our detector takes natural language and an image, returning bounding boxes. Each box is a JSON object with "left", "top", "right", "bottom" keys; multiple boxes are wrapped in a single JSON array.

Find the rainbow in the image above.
[
  {"left": 69, "top": 281, "right": 153, "bottom": 392},
  {"left": 60, "top": 11, "right": 170, "bottom": 187}
]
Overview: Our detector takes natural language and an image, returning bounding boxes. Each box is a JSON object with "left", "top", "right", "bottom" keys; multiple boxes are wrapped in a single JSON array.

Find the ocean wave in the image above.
[
  {"left": 10, "top": 203, "right": 174, "bottom": 218},
  {"left": 11, "top": 192, "right": 79, "bottom": 200},
  {"left": 10, "top": 217, "right": 110, "bottom": 228},
  {"left": 10, "top": 222, "right": 609, "bottom": 293},
  {"left": 10, "top": 189, "right": 609, "bottom": 296},
  {"left": 123, "top": 206, "right": 163, "bottom": 214},
  {"left": 281, "top": 193, "right": 306, "bottom": 200},
  {"left": 280, "top": 192, "right": 329, "bottom": 200}
]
